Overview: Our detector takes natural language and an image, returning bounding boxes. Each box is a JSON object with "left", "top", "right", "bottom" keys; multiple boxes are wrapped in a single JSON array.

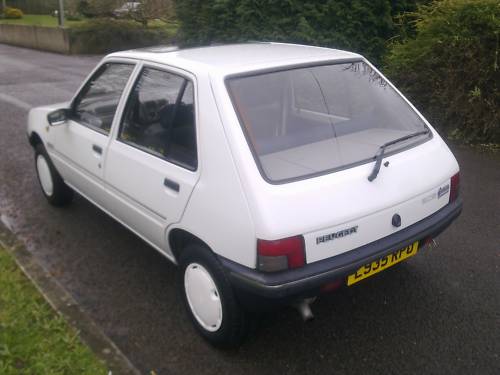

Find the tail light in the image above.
[
  {"left": 257, "top": 235, "right": 305, "bottom": 272},
  {"left": 449, "top": 172, "right": 460, "bottom": 203}
]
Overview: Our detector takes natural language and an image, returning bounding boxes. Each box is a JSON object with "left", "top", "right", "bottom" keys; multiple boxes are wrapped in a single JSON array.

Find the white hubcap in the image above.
[
  {"left": 184, "top": 263, "right": 223, "bottom": 332},
  {"left": 36, "top": 155, "right": 53, "bottom": 197}
]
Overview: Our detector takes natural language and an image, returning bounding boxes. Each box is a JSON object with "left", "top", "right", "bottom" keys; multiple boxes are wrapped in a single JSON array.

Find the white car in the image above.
[
  {"left": 112, "top": 2, "right": 141, "bottom": 18},
  {"left": 27, "top": 43, "right": 462, "bottom": 347}
]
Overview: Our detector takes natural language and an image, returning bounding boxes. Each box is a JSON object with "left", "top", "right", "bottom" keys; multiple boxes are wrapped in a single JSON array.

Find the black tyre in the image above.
[
  {"left": 34, "top": 143, "right": 74, "bottom": 206},
  {"left": 178, "top": 243, "right": 249, "bottom": 348}
]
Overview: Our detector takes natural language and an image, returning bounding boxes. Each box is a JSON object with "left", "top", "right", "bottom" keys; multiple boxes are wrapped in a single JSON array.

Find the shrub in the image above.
[
  {"left": 385, "top": 0, "right": 500, "bottom": 143},
  {"left": 175, "top": 0, "right": 398, "bottom": 64},
  {"left": 76, "top": 0, "right": 95, "bottom": 18},
  {"left": 69, "top": 18, "right": 175, "bottom": 54},
  {"left": 66, "top": 13, "right": 83, "bottom": 21},
  {"left": 4, "top": 7, "right": 24, "bottom": 19}
]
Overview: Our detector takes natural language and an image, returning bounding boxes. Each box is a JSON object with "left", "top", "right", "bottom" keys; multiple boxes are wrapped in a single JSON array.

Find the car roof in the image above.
[{"left": 108, "top": 42, "right": 363, "bottom": 77}]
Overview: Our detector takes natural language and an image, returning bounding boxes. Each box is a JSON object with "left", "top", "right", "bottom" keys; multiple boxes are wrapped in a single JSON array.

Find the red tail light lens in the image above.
[
  {"left": 257, "top": 235, "right": 305, "bottom": 272},
  {"left": 449, "top": 172, "right": 460, "bottom": 203}
]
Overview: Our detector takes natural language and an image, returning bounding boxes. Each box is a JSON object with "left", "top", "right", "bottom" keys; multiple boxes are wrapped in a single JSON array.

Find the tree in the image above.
[
  {"left": 83, "top": 0, "right": 121, "bottom": 17},
  {"left": 130, "top": 0, "right": 175, "bottom": 27}
]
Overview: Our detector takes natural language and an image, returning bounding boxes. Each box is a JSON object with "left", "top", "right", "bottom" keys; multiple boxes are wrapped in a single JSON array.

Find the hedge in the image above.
[
  {"left": 175, "top": 0, "right": 424, "bottom": 64},
  {"left": 385, "top": 0, "right": 500, "bottom": 143},
  {"left": 69, "top": 18, "right": 175, "bottom": 54}
]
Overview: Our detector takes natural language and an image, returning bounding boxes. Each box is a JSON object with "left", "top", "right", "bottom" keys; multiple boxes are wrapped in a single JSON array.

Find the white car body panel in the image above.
[
  {"left": 170, "top": 70, "right": 256, "bottom": 267},
  {"left": 27, "top": 43, "right": 459, "bottom": 272}
]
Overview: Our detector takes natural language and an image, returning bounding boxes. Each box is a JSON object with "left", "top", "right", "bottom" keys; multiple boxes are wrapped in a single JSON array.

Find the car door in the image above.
[
  {"left": 48, "top": 61, "right": 135, "bottom": 205},
  {"left": 104, "top": 64, "right": 200, "bottom": 254}
]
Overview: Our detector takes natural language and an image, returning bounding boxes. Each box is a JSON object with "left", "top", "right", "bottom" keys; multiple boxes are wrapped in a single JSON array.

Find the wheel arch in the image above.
[
  {"left": 168, "top": 228, "right": 216, "bottom": 263},
  {"left": 29, "top": 131, "right": 43, "bottom": 148}
]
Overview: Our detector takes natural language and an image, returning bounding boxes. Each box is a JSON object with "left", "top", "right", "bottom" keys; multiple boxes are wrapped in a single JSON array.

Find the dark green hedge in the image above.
[
  {"left": 385, "top": 0, "right": 500, "bottom": 143},
  {"left": 175, "top": 0, "right": 422, "bottom": 64},
  {"left": 69, "top": 18, "right": 175, "bottom": 54}
]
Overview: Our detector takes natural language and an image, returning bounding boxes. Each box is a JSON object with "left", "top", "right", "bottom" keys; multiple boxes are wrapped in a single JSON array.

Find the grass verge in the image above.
[{"left": 0, "top": 245, "right": 107, "bottom": 374}]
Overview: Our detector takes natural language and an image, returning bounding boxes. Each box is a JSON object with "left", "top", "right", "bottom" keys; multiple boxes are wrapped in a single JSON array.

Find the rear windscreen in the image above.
[{"left": 227, "top": 61, "right": 430, "bottom": 183}]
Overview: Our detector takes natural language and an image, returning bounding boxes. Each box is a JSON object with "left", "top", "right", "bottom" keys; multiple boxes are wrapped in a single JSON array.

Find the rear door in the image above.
[
  {"left": 48, "top": 62, "right": 135, "bottom": 205},
  {"left": 104, "top": 63, "right": 199, "bottom": 253}
]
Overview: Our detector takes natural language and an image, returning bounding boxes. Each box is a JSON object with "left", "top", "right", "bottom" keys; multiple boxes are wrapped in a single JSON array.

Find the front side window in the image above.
[
  {"left": 72, "top": 63, "right": 134, "bottom": 134},
  {"left": 119, "top": 67, "right": 197, "bottom": 170},
  {"left": 227, "top": 61, "right": 430, "bottom": 183}
]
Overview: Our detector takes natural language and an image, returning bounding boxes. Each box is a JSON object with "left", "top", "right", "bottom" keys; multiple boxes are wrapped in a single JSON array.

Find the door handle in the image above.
[
  {"left": 92, "top": 144, "right": 103, "bottom": 154},
  {"left": 164, "top": 178, "right": 180, "bottom": 192}
]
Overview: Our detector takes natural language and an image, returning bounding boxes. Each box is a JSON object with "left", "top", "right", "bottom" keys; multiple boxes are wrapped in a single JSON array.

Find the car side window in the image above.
[
  {"left": 72, "top": 63, "right": 134, "bottom": 134},
  {"left": 119, "top": 67, "right": 197, "bottom": 170}
]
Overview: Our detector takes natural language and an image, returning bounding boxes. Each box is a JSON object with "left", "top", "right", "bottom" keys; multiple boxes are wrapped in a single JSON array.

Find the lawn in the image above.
[
  {"left": 0, "top": 14, "right": 85, "bottom": 27},
  {"left": 0, "top": 245, "right": 107, "bottom": 374}
]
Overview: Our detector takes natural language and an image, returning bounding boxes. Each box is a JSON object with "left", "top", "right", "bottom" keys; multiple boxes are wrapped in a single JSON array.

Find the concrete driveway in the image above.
[{"left": 0, "top": 44, "right": 499, "bottom": 375}]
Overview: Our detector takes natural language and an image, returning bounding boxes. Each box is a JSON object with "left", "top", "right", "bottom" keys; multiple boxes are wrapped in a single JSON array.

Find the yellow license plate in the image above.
[{"left": 347, "top": 241, "right": 419, "bottom": 286}]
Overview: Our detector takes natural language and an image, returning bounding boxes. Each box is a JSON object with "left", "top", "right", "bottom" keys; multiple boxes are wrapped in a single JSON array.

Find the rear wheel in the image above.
[
  {"left": 178, "top": 244, "right": 249, "bottom": 348},
  {"left": 35, "top": 144, "right": 73, "bottom": 206}
]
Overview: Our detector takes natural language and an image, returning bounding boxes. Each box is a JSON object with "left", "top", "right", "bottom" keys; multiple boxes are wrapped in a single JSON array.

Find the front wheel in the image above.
[
  {"left": 35, "top": 144, "right": 73, "bottom": 206},
  {"left": 178, "top": 244, "right": 249, "bottom": 348}
]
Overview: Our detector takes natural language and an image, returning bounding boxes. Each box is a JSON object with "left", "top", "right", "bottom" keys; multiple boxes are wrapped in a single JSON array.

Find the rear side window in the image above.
[
  {"left": 72, "top": 63, "right": 134, "bottom": 134},
  {"left": 119, "top": 67, "right": 197, "bottom": 170}
]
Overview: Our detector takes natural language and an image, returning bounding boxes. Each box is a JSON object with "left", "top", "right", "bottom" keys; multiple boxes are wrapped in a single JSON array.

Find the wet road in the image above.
[{"left": 0, "top": 44, "right": 499, "bottom": 375}]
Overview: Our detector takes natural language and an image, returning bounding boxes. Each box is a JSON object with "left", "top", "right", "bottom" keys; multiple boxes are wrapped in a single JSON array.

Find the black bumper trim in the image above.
[{"left": 220, "top": 198, "right": 462, "bottom": 299}]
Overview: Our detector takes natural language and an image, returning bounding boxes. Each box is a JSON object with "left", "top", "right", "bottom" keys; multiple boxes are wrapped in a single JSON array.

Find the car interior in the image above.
[{"left": 119, "top": 77, "right": 197, "bottom": 170}]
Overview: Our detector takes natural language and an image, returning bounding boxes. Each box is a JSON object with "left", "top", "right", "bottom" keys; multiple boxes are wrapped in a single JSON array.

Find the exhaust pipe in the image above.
[
  {"left": 293, "top": 297, "right": 316, "bottom": 322},
  {"left": 424, "top": 237, "right": 439, "bottom": 250}
]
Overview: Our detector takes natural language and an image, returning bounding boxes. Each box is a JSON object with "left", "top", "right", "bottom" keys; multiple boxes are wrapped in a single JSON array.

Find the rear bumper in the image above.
[{"left": 220, "top": 198, "right": 462, "bottom": 301}]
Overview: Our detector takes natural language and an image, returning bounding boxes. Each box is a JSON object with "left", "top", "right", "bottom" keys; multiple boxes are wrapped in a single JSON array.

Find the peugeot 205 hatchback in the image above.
[{"left": 27, "top": 43, "right": 462, "bottom": 347}]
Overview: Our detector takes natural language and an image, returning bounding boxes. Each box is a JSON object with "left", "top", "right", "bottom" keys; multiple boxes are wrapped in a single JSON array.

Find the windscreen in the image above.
[{"left": 227, "top": 61, "right": 430, "bottom": 182}]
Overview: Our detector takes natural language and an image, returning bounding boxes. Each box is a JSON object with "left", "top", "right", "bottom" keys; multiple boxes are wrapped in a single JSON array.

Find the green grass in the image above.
[
  {"left": 0, "top": 246, "right": 107, "bottom": 375},
  {"left": 148, "top": 18, "right": 179, "bottom": 32},
  {"left": 0, "top": 14, "right": 85, "bottom": 27}
]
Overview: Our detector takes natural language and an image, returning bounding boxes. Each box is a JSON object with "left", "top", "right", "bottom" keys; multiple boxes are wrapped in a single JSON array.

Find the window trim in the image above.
[
  {"left": 69, "top": 60, "right": 137, "bottom": 136},
  {"left": 225, "top": 58, "right": 432, "bottom": 185},
  {"left": 116, "top": 64, "right": 199, "bottom": 172}
]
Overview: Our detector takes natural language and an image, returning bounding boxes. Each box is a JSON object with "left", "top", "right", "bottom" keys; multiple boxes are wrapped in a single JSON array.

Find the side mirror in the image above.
[{"left": 47, "top": 108, "right": 69, "bottom": 126}]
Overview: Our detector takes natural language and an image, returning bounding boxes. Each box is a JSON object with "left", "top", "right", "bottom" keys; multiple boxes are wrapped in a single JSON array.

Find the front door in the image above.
[{"left": 48, "top": 62, "right": 135, "bottom": 204}]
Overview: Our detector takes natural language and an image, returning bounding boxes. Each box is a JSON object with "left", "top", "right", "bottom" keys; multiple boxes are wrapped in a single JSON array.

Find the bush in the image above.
[
  {"left": 385, "top": 0, "right": 500, "bottom": 143},
  {"left": 66, "top": 13, "right": 83, "bottom": 21},
  {"left": 69, "top": 18, "right": 175, "bottom": 54},
  {"left": 5, "top": 1, "right": 57, "bottom": 15},
  {"left": 4, "top": 7, "right": 24, "bottom": 19},
  {"left": 175, "top": 0, "right": 399, "bottom": 64}
]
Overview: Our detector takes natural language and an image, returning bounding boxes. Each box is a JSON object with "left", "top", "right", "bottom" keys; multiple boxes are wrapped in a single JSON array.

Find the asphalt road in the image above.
[{"left": 0, "top": 44, "right": 499, "bottom": 375}]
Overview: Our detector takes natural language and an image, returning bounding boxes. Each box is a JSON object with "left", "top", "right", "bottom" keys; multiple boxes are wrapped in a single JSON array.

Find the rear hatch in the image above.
[{"left": 224, "top": 58, "right": 459, "bottom": 264}]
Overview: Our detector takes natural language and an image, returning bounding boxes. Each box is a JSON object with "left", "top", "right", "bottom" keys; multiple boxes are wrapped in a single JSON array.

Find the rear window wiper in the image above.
[{"left": 367, "top": 129, "right": 430, "bottom": 182}]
